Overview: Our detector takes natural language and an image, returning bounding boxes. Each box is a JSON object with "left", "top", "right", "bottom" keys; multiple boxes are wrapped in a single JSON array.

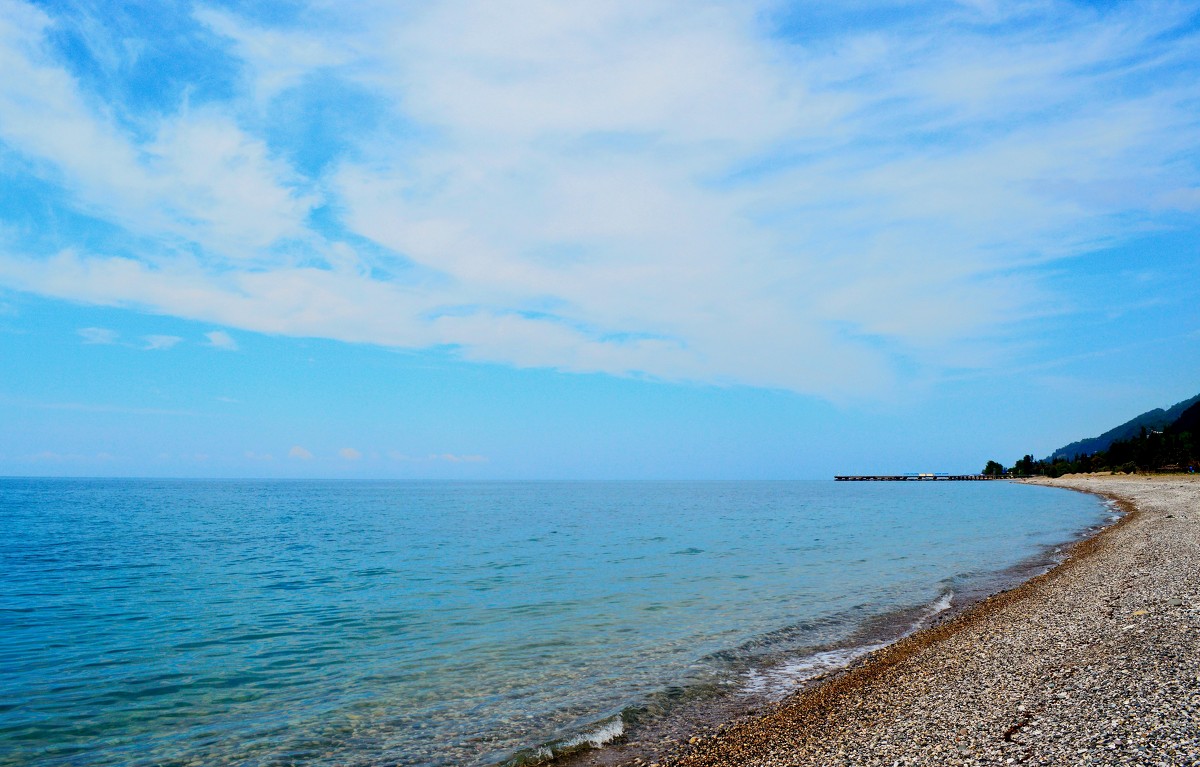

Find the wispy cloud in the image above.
[
  {"left": 339, "top": 447, "right": 362, "bottom": 460},
  {"left": 78, "top": 326, "right": 118, "bottom": 345},
  {"left": 0, "top": 395, "right": 196, "bottom": 416},
  {"left": 143, "top": 334, "right": 183, "bottom": 350},
  {"left": 387, "top": 450, "right": 489, "bottom": 463},
  {"left": 0, "top": 1, "right": 315, "bottom": 259},
  {"left": 204, "top": 330, "right": 238, "bottom": 351},
  {"left": 24, "top": 450, "right": 120, "bottom": 462},
  {"left": 288, "top": 445, "right": 314, "bottom": 460},
  {"left": 78, "top": 327, "right": 186, "bottom": 351},
  {"left": 433, "top": 453, "right": 488, "bottom": 463},
  {"left": 0, "top": 1, "right": 1198, "bottom": 396}
]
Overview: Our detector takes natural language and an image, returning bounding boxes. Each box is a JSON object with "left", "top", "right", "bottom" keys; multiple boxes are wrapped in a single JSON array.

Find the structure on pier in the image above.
[{"left": 833, "top": 474, "right": 1001, "bottom": 481}]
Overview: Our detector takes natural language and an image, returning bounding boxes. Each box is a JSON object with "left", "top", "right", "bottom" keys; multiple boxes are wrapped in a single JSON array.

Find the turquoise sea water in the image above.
[{"left": 0, "top": 480, "right": 1108, "bottom": 767}]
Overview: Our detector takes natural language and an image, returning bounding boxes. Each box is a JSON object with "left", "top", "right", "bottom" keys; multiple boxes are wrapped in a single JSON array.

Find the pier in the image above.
[{"left": 834, "top": 474, "right": 1003, "bottom": 481}]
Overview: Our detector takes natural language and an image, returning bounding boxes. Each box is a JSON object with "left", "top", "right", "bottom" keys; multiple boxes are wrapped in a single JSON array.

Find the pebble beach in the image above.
[{"left": 642, "top": 474, "right": 1200, "bottom": 767}]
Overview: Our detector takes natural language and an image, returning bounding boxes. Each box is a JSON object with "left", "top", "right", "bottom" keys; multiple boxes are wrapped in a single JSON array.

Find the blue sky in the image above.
[{"left": 1, "top": 0, "right": 1198, "bottom": 478}]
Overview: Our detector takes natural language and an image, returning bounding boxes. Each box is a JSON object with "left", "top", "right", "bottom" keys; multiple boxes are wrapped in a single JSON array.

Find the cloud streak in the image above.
[
  {"left": 78, "top": 327, "right": 118, "bottom": 345},
  {"left": 144, "top": 334, "right": 183, "bottom": 350},
  {"left": 204, "top": 330, "right": 238, "bottom": 351},
  {"left": 0, "top": 394, "right": 195, "bottom": 417},
  {"left": 0, "top": 0, "right": 1198, "bottom": 396}
]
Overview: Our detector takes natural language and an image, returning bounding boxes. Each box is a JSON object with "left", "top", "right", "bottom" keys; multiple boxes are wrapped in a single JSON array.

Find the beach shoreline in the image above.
[{"left": 562, "top": 474, "right": 1199, "bottom": 766}]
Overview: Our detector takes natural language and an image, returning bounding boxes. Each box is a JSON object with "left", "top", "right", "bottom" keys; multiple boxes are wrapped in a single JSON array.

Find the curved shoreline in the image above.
[
  {"left": 563, "top": 474, "right": 1197, "bottom": 766},
  {"left": 657, "top": 474, "right": 1200, "bottom": 766},
  {"left": 539, "top": 482, "right": 1110, "bottom": 767}
]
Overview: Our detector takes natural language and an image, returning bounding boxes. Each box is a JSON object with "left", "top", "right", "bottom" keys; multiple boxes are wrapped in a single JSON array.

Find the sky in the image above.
[{"left": 1, "top": 0, "right": 1198, "bottom": 479}]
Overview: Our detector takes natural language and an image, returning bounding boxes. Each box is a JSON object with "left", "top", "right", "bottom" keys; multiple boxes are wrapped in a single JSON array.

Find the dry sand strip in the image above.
[{"left": 657, "top": 475, "right": 1200, "bottom": 767}]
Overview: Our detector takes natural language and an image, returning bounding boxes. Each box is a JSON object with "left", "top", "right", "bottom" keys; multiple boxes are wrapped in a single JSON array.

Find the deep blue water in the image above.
[{"left": 0, "top": 480, "right": 1107, "bottom": 767}]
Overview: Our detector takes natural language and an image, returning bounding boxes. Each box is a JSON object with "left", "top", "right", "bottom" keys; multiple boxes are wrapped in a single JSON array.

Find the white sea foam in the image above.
[
  {"left": 741, "top": 590, "right": 955, "bottom": 702},
  {"left": 1103, "top": 499, "right": 1123, "bottom": 521},
  {"left": 559, "top": 718, "right": 624, "bottom": 749},
  {"left": 926, "top": 589, "right": 954, "bottom": 617},
  {"left": 741, "top": 644, "right": 891, "bottom": 701}
]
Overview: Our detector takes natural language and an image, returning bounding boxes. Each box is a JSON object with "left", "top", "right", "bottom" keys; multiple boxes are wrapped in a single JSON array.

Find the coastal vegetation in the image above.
[{"left": 984, "top": 396, "right": 1200, "bottom": 477}]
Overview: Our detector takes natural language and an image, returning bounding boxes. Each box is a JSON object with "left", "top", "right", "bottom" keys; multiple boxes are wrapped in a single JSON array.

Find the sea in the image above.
[{"left": 0, "top": 479, "right": 1112, "bottom": 767}]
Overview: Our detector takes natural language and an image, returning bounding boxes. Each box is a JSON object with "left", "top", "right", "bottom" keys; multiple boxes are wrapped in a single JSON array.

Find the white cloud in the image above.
[
  {"left": 78, "top": 326, "right": 118, "bottom": 345},
  {"left": 0, "top": 1, "right": 316, "bottom": 260},
  {"left": 143, "top": 334, "right": 183, "bottom": 350},
  {"left": 1, "top": 1, "right": 1199, "bottom": 396},
  {"left": 339, "top": 447, "right": 362, "bottom": 460},
  {"left": 194, "top": 5, "right": 356, "bottom": 103},
  {"left": 288, "top": 445, "right": 313, "bottom": 459},
  {"left": 204, "top": 330, "right": 238, "bottom": 350}
]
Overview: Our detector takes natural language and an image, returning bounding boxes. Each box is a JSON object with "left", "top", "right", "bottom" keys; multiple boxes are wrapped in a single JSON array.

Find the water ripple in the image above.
[{"left": 1, "top": 479, "right": 1104, "bottom": 767}]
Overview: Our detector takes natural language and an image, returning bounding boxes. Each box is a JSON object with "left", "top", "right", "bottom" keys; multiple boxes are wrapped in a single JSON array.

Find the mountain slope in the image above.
[
  {"left": 1050, "top": 392, "right": 1200, "bottom": 459},
  {"left": 1166, "top": 400, "right": 1200, "bottom": 437}
]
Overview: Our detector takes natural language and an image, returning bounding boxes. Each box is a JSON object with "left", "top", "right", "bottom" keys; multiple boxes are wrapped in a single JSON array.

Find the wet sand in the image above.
[{"left": 614, "top": 474, "right": 1200, "bottom": 766}]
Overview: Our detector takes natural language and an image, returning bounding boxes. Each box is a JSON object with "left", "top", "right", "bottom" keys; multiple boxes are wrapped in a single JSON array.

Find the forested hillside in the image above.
[
  {"left": 1049, "top": 393, "right": 1200, "bottom": 459},
  {"left": 983, "top": 394, "right": 1200, "bottom": 477}
]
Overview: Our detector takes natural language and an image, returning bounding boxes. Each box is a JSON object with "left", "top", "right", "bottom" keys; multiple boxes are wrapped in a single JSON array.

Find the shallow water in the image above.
[{"left": 0, "top": 479, "right": 1105, "bottom": 767}]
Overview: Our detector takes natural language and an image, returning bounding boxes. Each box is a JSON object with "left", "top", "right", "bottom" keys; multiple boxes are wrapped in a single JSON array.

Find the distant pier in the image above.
[{"left": 834, "top": 474, "right": 1002, "bottom": 481}]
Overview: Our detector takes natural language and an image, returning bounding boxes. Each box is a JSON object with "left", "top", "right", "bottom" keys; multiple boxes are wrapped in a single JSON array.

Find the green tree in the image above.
[
  {"left": 1012, "top": 454, "right": 1038, "bottom": 476},
  {"left": 982, "top": 460, "right": 1005, "bottom": 476}
]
